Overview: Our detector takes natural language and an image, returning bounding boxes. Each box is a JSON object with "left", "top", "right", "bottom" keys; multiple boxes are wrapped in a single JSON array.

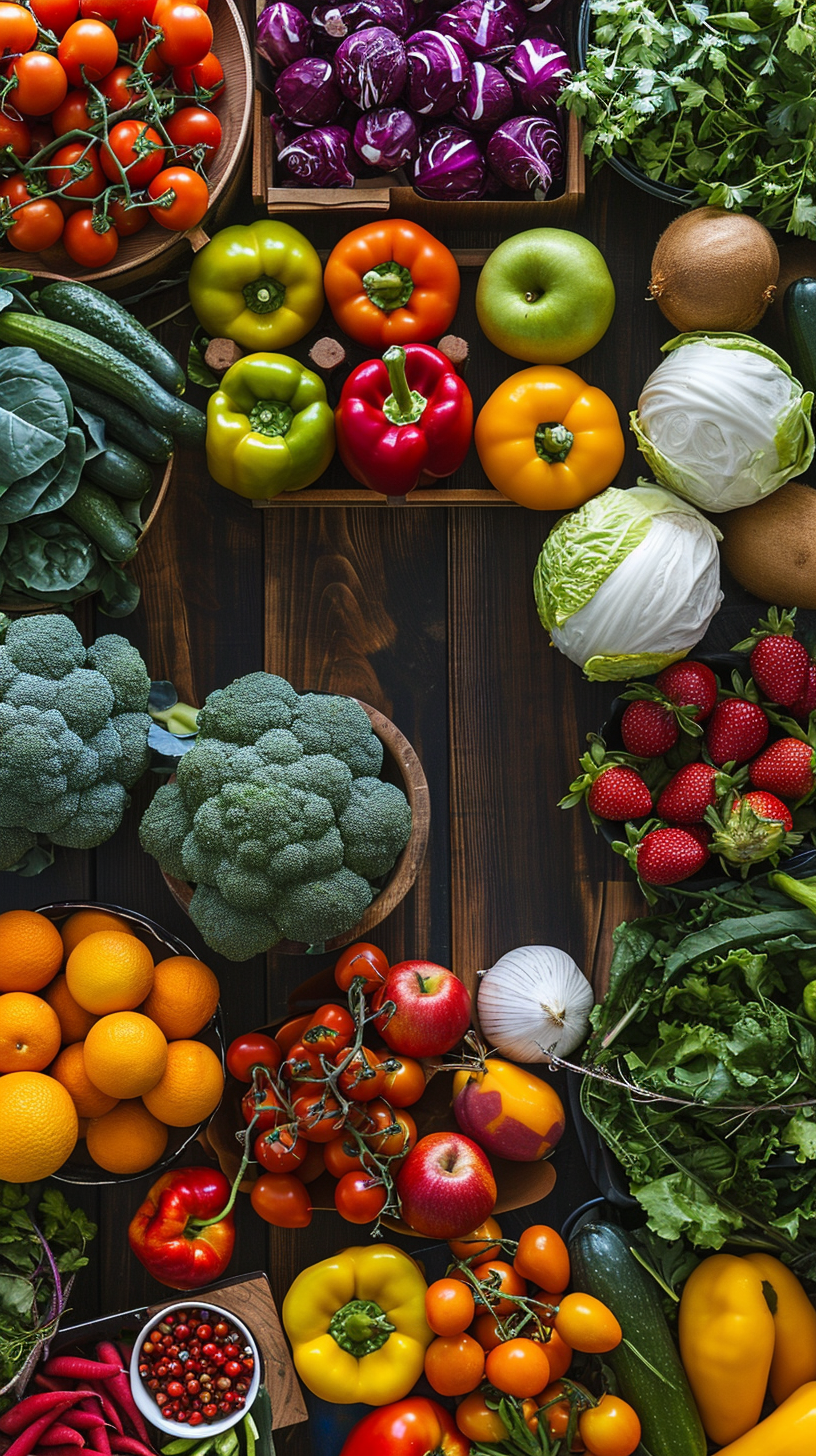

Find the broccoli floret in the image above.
[
  {"left": 197, "top": 672, "right": 298, "bottom": 746},
  {"left": 176, "top": 739, "right": 263, "bottom": 813},
  {"left": 290, "top": 693, "right": 383, "bottom": 778},
  {"left": 0, "top": 650, "right": 18, "bottom": 695},
  {"left": 280, "top": 754, "right": 353, "bottom": 814},
  {"left": 339, "top": 778, "right": 413, "bottom": 879},
  {"left": 86, "top": 634, "right": 150, "bottom": 713},
  {"left": 0, "top": 823, "right": 36, "bottom": 871},
  {"left": 189, "top": 883, "right": 278, "bottom": 962},
  {"left": 4, "top": 615, "right": 85, "bottom": 679},
  {"left": 255, "top": 729, "right": 304, "bottom": 767},
  {"left": 5, "top": 674, "right": 58, "bottom": 712},
  {"left": 55, "top": 669, "right": 115, "bottom": 737},
  {"left": 276, "top": 868, "right": 373, "bottom": 945},
  {"left": 111, "top": 712, "right": 152, "bottom": 790},
  {"left": 139, "top": 781, "right": 192, "bottom": 881},
  {"left": 51, "top": 781, "right": 128, "bottom": 848}
]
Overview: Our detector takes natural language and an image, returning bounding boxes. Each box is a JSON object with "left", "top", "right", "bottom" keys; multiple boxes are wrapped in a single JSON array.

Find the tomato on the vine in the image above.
[
  {"left": 466, "top": 1258, "right": 526, "bottom": 1317},
  {"left": 58, "top": 18, "right": 118, "bottom": 86},
  {"left": 302, "top": 1002, "right": 354, "bottom": 1054},
  {"left": 334, "top": 1171, "right": 387, "bottom": 1224},
  {"left": 293, "top": 1087, "right": 345, "bottom": 1143},
  {"left": 381, "top": 1054, "right": 425, "bottom": 1107},
  {"left": 274, "top": 1013, "right": 312, "bottom": 1056},
  {"left": 47, "top": 141, "right": 105, "bottom": 199},
  {"left": 80, "top": 0, "right": 153, "bottom": 41},
  {"left": 133, "top": 37, "right": 169, "bottom": 79},
  {"left": 241, "top": 1080, "right": 286, "bottom": 1134},
  {"left": 0, "top": 115, "right": 31, "bottom": 159},
  {"left": 578, "top": 1396, "right": 641, "bottom": 1456},
  {"left": 334, "top": 941, "right": 389, "bottom": 994},
  {"left": 10, "top": 53, "right": 68, "bottom": 116},
  {"left": 250, "top": 1172, "right": 312, "bottom": 1229},
  {"left": 62, "top": 209, "right": 118, "bottom": 266},
  {"left": 456, "top": 1392, "right": 509, "bottom": 1444},
  {"left": 281, "top": 1040, "right": 324, "bottom": 1091},
  {"left": 425, "top": 1278, "right": 475, "bottom": 1336},
  {"left": 334, "top": 1045, "right": 386, "bottom": 1102},
  {"left": 0, "top": 175, "right": 64, "bottom": 250},
  {"left": 470, "top": 1310, "right": 503, "bottom": 1351},
  {"left": 53, "top": 87, "right": 93, "bottom": 135},
  {"left": 352, "top": 1098, "right": 416, "bottom": 1157},
  {"left": 540, "top": 1327, "right": 572, "bottom": 1381},
  {"left": 101, "top": 120, "right": 164, "bottom": 186},
  {"left": 535, "top": 1381, "right": 590, "bottom": 1446},
  {"left": 254, "top": 1125, "right": 306, "bottom": 1175},
  {"left": 323, "top": 1133, "right": 369, "bottom": 1178},
  {"left": 108, "top": 191, "right": 146, "bottom": 235},
  {"left": 485, "top": 1337, "right": 551, "bottom": 1399},
  {"left": 154, "top": 0, "right": 212, "bottom": 67},
  {"left": 553, "top": 1294, "right": 622, "bottom": 1355},
  {"left": 172, "top": 50, "right": 224, "bottom": 100},
  {"left": 514, "top": 1226, "right": 571, "bottom": 1293},
  {"left": 424, "top": 1333, "right": 484, "bottom": 1397},
  {"left": 448, "top": 1216, "right": 503, "bottom": 1265},
  {"left": 165, "top": 104, "right": 221, "bottom": 165},
  {"left": 0, "top": 4, "right": 38, "bottom": 57},
  {"left": 29, "top": 0, "right": 79, "bottom": 36},
  {"left": 99, "top": 63, "right": 144, "bottom": 111},
  {"left": 226, "top": 1031, "right": 281, "bottom": 1083},
  {"left": 147, "top": 163, "right": 208, "bottom": 229}
]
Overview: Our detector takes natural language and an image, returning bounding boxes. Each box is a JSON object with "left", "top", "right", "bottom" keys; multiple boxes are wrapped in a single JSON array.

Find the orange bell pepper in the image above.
[
  {"left": 744, "top": 1252, "right": 816, "bottom": 1405},
  {"left": 474, "top": 365, "right": 625, "bottom": 510},
  {"left": 714, "top": 1382, "right": 816, "bottom": 1455},
  {"left": 324, "top": 220, "right": 460, "bottom": 348}
]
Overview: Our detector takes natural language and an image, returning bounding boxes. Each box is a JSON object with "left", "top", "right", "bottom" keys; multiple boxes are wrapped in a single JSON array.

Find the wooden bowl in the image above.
[
  {"left": 161, "top": 699, "right": 431, "bottom": 954},
  {"left": 3, "top": 0, "right": 252, "bottom": 288}
]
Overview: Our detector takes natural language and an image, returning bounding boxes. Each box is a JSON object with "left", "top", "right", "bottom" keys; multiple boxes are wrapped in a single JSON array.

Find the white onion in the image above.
[{"left": 477, "top": 945, "right": 594, "bottom": 1062}]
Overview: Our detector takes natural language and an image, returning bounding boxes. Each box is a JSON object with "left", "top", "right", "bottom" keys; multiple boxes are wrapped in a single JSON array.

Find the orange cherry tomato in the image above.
[
  {"left": 80, "top": 0, "right": 153, "bottom": 42},
  {"left": 485, "top": 1338, "right": 550, "bottom": 1399},
  {"left": 323, "top": 1132, "right": 368, "bottom": 1178},
  {"left": 353, "top": 1099, "right": 416, "bottom": 1157},
  {"left": 424, "top": 1333, "right": 484, "bottom": 1397},
  {"left": 425, "top": 1278, "right": 476, "bottom": 1336},
  {"left": 381, "top": 1054, "right": 426, "bottom": 1107},
  {"left": 535, "top": 1381, "right": 590, "bottom": 1445},
  {"left": 172, "top": 49, "right": 224, "bottom": 99},
  {"left": 470, "top": 1311, "right": 504, "bottom": 1351},
  {"left": 468, "top": 1258, "right": 526, "bottom": 1317},
  {"left": 52, "top": 86, "right": 93, "bottom": 135},
  {"left": 0, "top": 3, "right": 38, "bottom": 57},
  {"left": 47, "top": 141, "right": 105, "bottom": 199},
  {"left": 541, "top": 1327, "right": 572, "bottom": 1381},
  {"left": 554, "top": 1294, "right": 622, "bottom": 1354},
  {"left": 514, "top": 1226, "right": 571, "bottom": 1293},
  {"left": 58, "top": 18, "right": 118, "bottom": 86},
  {"left": 254, "top": 1125, "right": 306, "bottom": 1174},
  {"left": 324, "top": 219, "right": 461, "bottom": 349},
  {"left": 334, "top": 941, "right": 390, "bottom": 994},
  {"left": 528, "top": 1288, "right": 560, "bottom": 1326},
  {"left": 455, "top": 1392, "right": 509, "bottom": 1443},
  {"left": 302, "top": 1002, "right": 354, "bottom": 1054},
  {"left": 334, "top": 1045, "right": 387, "bottom": 1102},
  {"left": 147, "top": 164, "right": 208, "bottom": 230},
  {"left": 165, "top": 103, "right": 221, "bottom": 166},
  {"left": 293, "top": 1087, "right": 345, "bottom": 1143},
  {"left": 281, "top": 1041, "right": 325, "bottom": 1090},
  {"left": 62, "top": 209, "right": 118, "bottom": 266},
  {"left": 250, "top": 1172, "right": 312, "bottom": 1228},
  {"left": 334, "top": 1171, "right": 387, "bottom": 1224},
  {"left": 448, "top": 1216, "right": 503, "bottom": 1265},
  {"left": 275, "top": 1013, "right": 312, "bottom": 1056},
  {"left": 9, "top": 52, "right": 68, "bottom": 115},
  {"left": 578, "top": 1396, "right": 642, "bottom": 1456}
]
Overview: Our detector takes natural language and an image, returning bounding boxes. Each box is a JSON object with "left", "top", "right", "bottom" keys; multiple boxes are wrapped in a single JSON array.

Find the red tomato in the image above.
[
  {"left": 147, "top": 163, "right": 207, "bottom": 230},
  {"left": 109, "top": 192, "right": 146, "bottom": 235},
  {"left": 101, "top": 120, "right": 164, "bottom": 186},
  {"left": 29, "top": 0, "right": 79, "bottom": 35},
  {"left": 241, "top": 1080, "right": 286, "bottom": 1134},
  {"left": 153, "top": 0, "right": 211, "bottom": 67},
  {"left": 297, "top": 1139, "right": 325, "bottom": 1183},
  {"left": 47, "top": 141, "right": 105, "bottom": 199},
  {"left": 62, "top": 209, "right": 119, "bottom": 266},
  {"left": 58, "top": 18, "right": 118, "bottom": 86},
  {"left": 514, "top": 1226, "right": 571, "bottom": 1293},
  {"left": 351, "top": 1098, "right": 416, "bottom": 1157},
  {"left": 53, "top": 87, "right": 93, "bottom": 135},
  {"left": 323, "top": 1133, "right": 368, "bottom": 1178},
  {"left": 381, "top": 1054, "right": 426, "bottom": 1107},
  {"left": 334, "top": 941, "right": 389, "bottom": 994},
  {"left": 275, "top": 1013, "right": 312, "bottom": 1056},
  {"left": 302, "top": 1002, "right": 354, "bottom": 1055},
  {"left": 9, "top": 53, "right": 68, "bottom": 115},
  {"left": 553, "top": 1294, "right": 622, "bottom": 1355},
  {"left": 172, "top": 50, "right": 224, "bottom": 99},
  {"left": 254, "top": 1125, "right": 306, "bottom": 1174},
  {"left": 281, "top": 1040, "right": 325, "bottom": 1090},
  {"left": 339, "top": 1400, "right": 470, "bottom": 1456},
  {"left": 0, "top": 114, "right": 31, "bottom": 159},
  {"left": 27, "top": 119, "right": 53, "bottom": 152},
  {"left": 0, "top": 174, "right": 64, "bottom": 250},
  {"left": 99, "top": 63, "right": 144, "bottom": 110},
  {"left": 165, "top": 104, "right": 221, "bottom": 166},
  {"left": 293, "top": 1088, "right": 345, "bottom": 1143},
  {"left": 578, "top": 1396, "right": 641, "bottom": 1456},
  {"left": 0, "top": 4, "right": 38, "bottom": 56},
  {"left": 485, "top": 1338, "right": 551, "bottom": 1399},
  {"left": 226, "top": 1032, "right": 282, "bottom": 1083},
  {"left": 334, "top": 1045, "right": 387, "bottom": 1102},
  {"left": 80, "top": 0, "right": 153, "bottom": 41},
  {"left": 334, "top": 1171, "right": 387, "bottom": 1224},
  {"left": 250, "top": 1172, "right": 312, "bottom": 1228}
]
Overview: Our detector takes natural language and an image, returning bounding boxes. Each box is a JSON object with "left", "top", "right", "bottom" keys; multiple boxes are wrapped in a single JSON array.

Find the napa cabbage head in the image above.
[
  {"left": 533, "top": 483, "right": 723, "bottom": 681},
  {"left": 631, "top": 333, "right": 814, "bottom": 512}
]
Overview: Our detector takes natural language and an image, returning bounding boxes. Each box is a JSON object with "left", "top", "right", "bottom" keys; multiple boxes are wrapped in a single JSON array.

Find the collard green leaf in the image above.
[
  {"left": 3, "top": 517, "right": 97, "bottom": 594},
  {"left": 98, "top": 564, "right": 140, "bottom": 617},
  {"left": 30, "top": 428, "right": 85, "bottom": 517},
  {"left": 75, "top": 406, "right": 106, "bottom": 461}
]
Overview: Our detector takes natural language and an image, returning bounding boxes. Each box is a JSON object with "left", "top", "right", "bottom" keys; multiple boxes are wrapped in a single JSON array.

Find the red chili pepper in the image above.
[
  {"left": 127, "top": 1166, "right": 236, "bottom": 1291},
  {"left": 335, "top": 344, "right": 473, "bottom": 498}
]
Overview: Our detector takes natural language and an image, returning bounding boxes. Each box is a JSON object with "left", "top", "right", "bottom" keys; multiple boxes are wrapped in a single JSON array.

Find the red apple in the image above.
[
  {"left": 396, "top": 1131, "right": 497, "bottom": 1238},
  {"left": 375, "top": 961, "right": 471, "bottom": 1057}
]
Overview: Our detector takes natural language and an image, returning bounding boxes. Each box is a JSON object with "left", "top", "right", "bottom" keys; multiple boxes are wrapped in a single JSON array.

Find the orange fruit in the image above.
[
  {"left": 141, "top": 956, "right": 220, "bottom": 1039},
  {"left": 43, "top": 974, "right": 98, "bottom": 1045},
  {"left": 0, "top": 910, "right": 63, "bottom": 993},
  {"left": 60, "top": 909, "right": 133, "bottom": 960},
  {"left": 0, "top": 1071, "right": 78, "bottom": 1180},
  {"left": 50, "top": 1042, "right": 119, "bottom": 1118},
  {"left": 0, "top": 992, "right": 62, "bottom": 1072},
  {"left": 66, "top": 931, "right": 154, "bottom": 1015},
  {"left": 142, "top": 1039, "right": 224, "bottom": 1127},
  {"left": 83, "top": 1012, "right": 168, "bottom": 1099},
  {"left": 86, "top": 1099, "right": 168, "bottom": 1174}
]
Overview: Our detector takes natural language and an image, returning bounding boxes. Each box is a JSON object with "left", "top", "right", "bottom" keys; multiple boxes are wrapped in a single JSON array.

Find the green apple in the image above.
[{"left": 475, "top": 228, "right": 616, "bottom": 364}]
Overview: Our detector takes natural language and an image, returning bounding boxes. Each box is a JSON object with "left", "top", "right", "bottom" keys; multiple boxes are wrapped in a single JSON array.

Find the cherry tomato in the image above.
[
  {"left": 424, "top": 1334, "right": 484, "bottom": 1397},
  {"left": 334, "top": 941, "right": 390, "bottom": 994},
  {"left": 534, "top": 1381, "right": 590, "bottom": 1446},
  {"left": 80, "top": 0, "right": 153, "bottom": 41},
  {"left": 154, "top": 0, "right": 211, "bottom": 66},
  {"left": 0, "top": 114, "right": 31, "bottom": 159},
  {"left": 470, "top": 1311, "right": 503, "bottom": 1351},
  {"left": 485, "top": 1338, "right": 551, "bottom": 1399},
  {"left": 62, "top": 209, "right": 119, "bottom": 266},
  {"left": 353, "top": 1099, "right": 416, "bottom": 1157},
  {"left": 53, "top": 87, "right": 93, "bottom": 134},
  {"left": 133, "top": 35, "right": 169, "bottom": 79},
  {"left": 302, "top": 1002, "right": 354, "bottom": 1054},
  {"left": 172, "top": 50, "right": 224, "bottom": 98},
  {"left": 241, "top": 1080, "right": 286, "bottom": 1134},
  {"left": 297, "top": 1139, "right": 325, "bottom": 1183},
  {"left": 554, "top": 1294, "right": 622, "bottom": 1355},
  {"left": 58, "top": 18, "right": 118, "bottom": 86},
  {"left": 334, "top": 1045, "right": 387, "bottom": 1102},
  {"left": 578, "top": 1396, "right": 641, "bottom": 1456},
  {"left": 275, "top": 1013, "right": 312, "bottom": 1056},
  {"left": 254, "top": 1125, "right": 306, "bottom": 1174},
  {"left": 455, "top": 1392, "right": 509, "bottom": 1444},
  {"left": 425, "top": 1279, "right": 475, "bottom": 1336},
  {"left": 47, "top": 141, "right": 105, "bottom": 199},
  {"left": 293, "top": 1088, "right": 345, "bottom": 1143},
  {"left": 528, "top": 1288, "right": 560, "bottom": 1326},
  {"left": 29, "top": 0, "right": 79, "bottom": 35},
  {"left": 448, "top": 1217, "right": 503, "bottom": 1265},
  {"left": 381, "top": 1054, "right": 425, "bottom": 1107},
  {"left": 108, "top": 190, "right": 147, "bottom": 235},
  {"left": 226, "top": 1032, "right": 282, "bottom": 1083},
  {"left": 101, "top": 120, "right": 164, "bottom": 186},
  {"left": 0, "top": 4, "right": 38, "bottom": 56},
  {"left": 541, "top": 1327, "right": 572, "bottom": 1381},
  {"left": 323, "top": 1132, "right": 369, "bottom": 1178},
  {"left": 27, "top": 119, "right": 53, "bottom": 152},
  {"left": 250, "top": 1172, "right": 312, "bottom": 1228},
  {"left": 281, "top": 1040, "right": 325, "bottom": 1089},
  {"left": 514, "top": 1226, "right": 571, "bottom": 1293},
  {"left": 147, "top": 163, "right": 208, "bottom": 229},
  {"left": 9, "top": 53, "right": 68, "bottom": 115},
  {"left": 0, "top": 175, "right": 64, "bottom": 250},
  {"left": 334, "top": 1171, "right": 387, "bottom": 1224},
  {"left": 466, "top": 1259, "right": 526, "bottom": 1317},
  {"left": 99, "top": 63, "right": 144, "bottom": 110},
  {"left": 165, "top": 103, "right": 221, "bottom": 165}
]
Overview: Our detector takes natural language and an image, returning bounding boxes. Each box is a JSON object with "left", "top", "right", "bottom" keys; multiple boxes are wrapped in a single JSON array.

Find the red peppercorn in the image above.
[
  {"left": 187, "top": 1379, "right": 200, "bottom": 1395},
  {"left": 224, "top": 1362, "right": 242, "bottom": 1379},
  {"left": 175, "top": 1324, "right": 190, "bottom": 1340},
  {"left": 188, "top": 1413, "right": 203, "bottom": 1426},
  {"left": 214, "top": 1322, "right": 229, "bottom": 1337},
  {"left": 203, "top": 1404, "right": 218, "bottom": 1419},
  {"left": 197, "top": 1324, "right": 213, "bottom": 1340}
]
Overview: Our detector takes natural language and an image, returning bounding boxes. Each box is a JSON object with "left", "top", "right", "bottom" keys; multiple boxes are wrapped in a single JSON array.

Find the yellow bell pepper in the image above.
[
  {"left": 474, "top": 365, "right": 625, "bottom": 510},
  {"left": 744, "top": 1253, "right": 816, "bottom": 1405},
  {"left": 281, "top": 1243, "right": 432, "bottom": 1405},
  {"left": 714, "top": 1382, "right": 816, "bottom": 1455},
  {"left": 678, "top": 1253, "right": 775, "bottom": 1446}
]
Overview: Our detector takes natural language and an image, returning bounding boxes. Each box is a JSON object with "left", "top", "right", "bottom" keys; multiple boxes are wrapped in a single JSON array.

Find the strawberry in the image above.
[
  {"left": 742, "top": 790, "right": 794, "bottom": 832},
  {"left": 789, "top": 663, "right": 816, "bottom": 721},
  {"left": 586, "top": 765, "right": 653, "bottom": 821},
  {"left": 705, "top": 699, "right": 769, "bottom": 766},
  {"left": 655, "top": 763, "right": 720, "bottom": 824},
  {"left": 707, "top": 792, "right": 800, "bottom": 866},
  {"left": 654, "top": 660, "right": 718, "bottom": 722},
  {"left": 749, "top": 738, "right": 816, "bottom": 801},
  {"left": 620, "top": 700, "right": 679, "bottom": 757},
  {"left": 750, "top": 634, "right": 810, "bottom": 707},
  {"left": 633, "top": 827, "right": 710, "bottom": 885}
]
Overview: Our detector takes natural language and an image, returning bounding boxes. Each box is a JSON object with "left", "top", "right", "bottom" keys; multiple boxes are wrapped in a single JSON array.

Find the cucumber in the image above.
[
  {"left": 62, "top": 481, "right": 140, "bottom": 562},
  {"left": 784, "top": 277, "right": 816, "bottom": 397},
  {"left": 63, "top": 375, "right": 173, "bottom": 463},
  {"left": 569, "top": 1222, "right": 706, "bottom": 1456},
  {"left": 0, "top": 313, "right": 205, "bottom": 445},
  {"left": 85, "top": 443, "right": 153, "bottom": 500},
  {"left": 39, "top": 280, "right": 187, "bottom": 396}
]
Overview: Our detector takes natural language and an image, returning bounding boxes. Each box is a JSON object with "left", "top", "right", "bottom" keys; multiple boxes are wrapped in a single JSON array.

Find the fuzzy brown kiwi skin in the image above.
[
  {"left": 719, "top": 481, "right": 816, "bottom": 608},
  {"left": 648, "top": 207, "right": 779, "bottom": 333}
]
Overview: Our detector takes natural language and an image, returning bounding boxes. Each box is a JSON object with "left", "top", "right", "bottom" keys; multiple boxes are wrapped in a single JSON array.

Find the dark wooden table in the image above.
[{"left": 0, "top": 162, "right": 776, "bottom": 1450}]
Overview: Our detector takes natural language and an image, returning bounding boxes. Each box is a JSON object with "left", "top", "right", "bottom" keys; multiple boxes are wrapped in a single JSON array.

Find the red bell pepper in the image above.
[
  {"left": 127, "top": 1167, "right": 236, "bottom": 1290},
  {"left": 339, "top": 1398, "right": 470, "bottom": 1456},
  {"left": 335, "top": 344, "right": 473, "bottom": 498}
]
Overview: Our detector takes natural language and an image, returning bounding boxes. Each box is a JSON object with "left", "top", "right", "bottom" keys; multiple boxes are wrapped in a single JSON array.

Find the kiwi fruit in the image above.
[
  {"left": 719, "top": 481, "right": 816, "bottom": 607},
  {"left": 648, "top": 208, "right": 779, "bottom": 333}
]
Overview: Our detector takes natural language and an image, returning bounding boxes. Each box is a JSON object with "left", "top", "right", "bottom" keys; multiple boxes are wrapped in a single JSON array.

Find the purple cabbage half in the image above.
[
  {"left": 505, "top": 37, "right": 570, "bottom": 112},
  {"left": 436, "top": 0, "right": 527, "bottom": 61},
  {"left": 311, "top": 0, "right": 410, "bottom": 40},
  {"left": 413, "top": 123, "right": 486, "bottom": 197},
  {"left": 451, "top": 60, "right": 513, "bottom": 130},
  {"left": 486, "top": 113, "right": 562, "bottom": 194},
  {"left": 278, "top": 124, "right": 357, "bottom": 186},
  {"left": 335, "top": 25, "right": 407, "bottom": 107},
  {"left": 274, "top": 56, "right": 343, "bottom": 125},
  {"left": 256, "top": 2, "right": 312, "bottom": 71},
  {"left": 404, "top": 29, "right": 471, "bottom": 115},
  {"left": 353, "top": 106, "right": 418, "bottom": 170}
]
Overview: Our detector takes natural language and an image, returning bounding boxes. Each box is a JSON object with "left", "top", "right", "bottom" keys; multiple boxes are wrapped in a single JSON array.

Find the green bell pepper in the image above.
[
  {"left": 206, "top": 353, "right": 335, "bottom": 499},
  {"left": 188, "top": 221, "right": 324, "bottom": 351}
]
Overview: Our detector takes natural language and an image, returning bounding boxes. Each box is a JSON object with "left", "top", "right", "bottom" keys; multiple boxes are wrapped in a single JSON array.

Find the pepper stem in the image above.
[
  {"left": 189, "top": 1110, "right": 261, "bottom": 1232},
  {"left": 329, "top": 1299, "right": 396, "bottom": 1357},
  {"left": 362, "top": 262, "right": 414, "bottom": 313},
  {"left": 250, "top": 401, "right": 294, "bottom": 437},
  {"left": 382, "top": 346, "right": 427, "bottom": 426},
  {"left": 535, "top": 422, "right": 573, "bottom": 463},
  {"left": 242, "top": 276, "right": 286, "bottom": 314}
]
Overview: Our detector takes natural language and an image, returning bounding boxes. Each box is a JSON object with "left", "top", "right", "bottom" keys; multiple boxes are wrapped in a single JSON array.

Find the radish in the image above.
[
  {"left": 95, "top": 1342, "right": 152, "bottom": 1445},
  {"left": 38, "top": 1425, "right": 84, "bottom": 1448},
  {"left": 110, "top": 1439, "right": 158, "bottom": 1456},
  {"left": 0, "top": 1395, "right": 87, "bottom": 1435},
  {"left": 43, "top": 1358, "right": 119, "bottom": 1381},
  {"left": 3, "top": 1401, "right": 78, "bottom": 1456}
]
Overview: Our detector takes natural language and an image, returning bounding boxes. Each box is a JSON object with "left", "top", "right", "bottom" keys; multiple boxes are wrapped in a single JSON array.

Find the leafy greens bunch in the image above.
[
  {"left": 581, "top": 876, "right": 816, "bottom": 1272},
  {"left": 563, "top": 0, "right": 816, "bottom": 236}
]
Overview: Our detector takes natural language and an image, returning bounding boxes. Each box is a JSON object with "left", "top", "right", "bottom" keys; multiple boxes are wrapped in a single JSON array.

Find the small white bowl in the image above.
[{"left": 129, "top": 1299, "right": 262, "bottom": 1438}]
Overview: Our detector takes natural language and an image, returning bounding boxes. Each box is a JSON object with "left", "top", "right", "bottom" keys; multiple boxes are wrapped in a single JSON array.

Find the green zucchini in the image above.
[
  {"left": 63, "top": 375, "right": 173, "bottom": 463},
  {"left": 62, "top": 481, "right": 139, "bottom": 562},
  {"left": 85, "top": 443, "right": 153, "bottom": 500},
  {"left": 0, "top": 313, "right": 205, "bottom": 445},
  {"left": 39, "top": 280, "right": 186, "bottom": 396},
  {"left": 569, "top": 1222, "right": 706, "bottom": 1456},
  {"left": 784, "top": 277, "right": 816, "bottom": 397}
]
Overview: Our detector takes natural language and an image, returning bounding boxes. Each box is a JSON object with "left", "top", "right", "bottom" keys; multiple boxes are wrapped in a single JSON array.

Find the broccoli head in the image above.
[
  {"left": 139, "top": 670, "right": 412, "bottom": 960},
  {"left": 0, "top": 613, "right": 152, "bottom": 870}
]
